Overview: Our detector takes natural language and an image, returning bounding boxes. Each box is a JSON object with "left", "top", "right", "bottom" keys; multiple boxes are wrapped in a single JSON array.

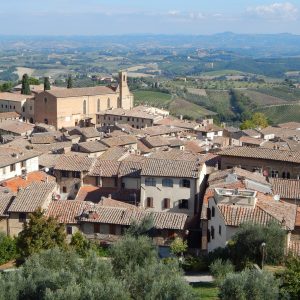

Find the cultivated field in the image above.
[
  {"left": 133, "top": 90, "right": 172, "bottom": 107},
  {"left": 241, "top": 90, "right": 288, "bottom": 106},
  {"left": 260, "top": 104, "right": 300, "bottom": 123},
  {"left": 14, "top": 67, "right": 35, "bottom": 79}
]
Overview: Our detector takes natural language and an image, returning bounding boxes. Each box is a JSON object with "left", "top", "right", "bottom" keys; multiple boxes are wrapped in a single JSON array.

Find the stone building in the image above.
[{"left": 34, "top": 72, "right": 133, "bottom": 129}]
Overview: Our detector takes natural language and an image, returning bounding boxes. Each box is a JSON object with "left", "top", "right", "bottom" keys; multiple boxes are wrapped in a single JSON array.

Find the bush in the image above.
[
  {"left": 0, "top": 232, "right": 17, "bottom": 265},
  {"left": 219, "top": 269, "right": 280, "bottom": 300},
  {"left": 209, "top": 259, "right": 234, "bottom": 285},
  {"left": 278, "top": 256, "right": 300, "bottom": 299},
  {"left": 170, "top": 237, "right": 188, "bottom": 256},
  {"left": 182, "top": 255, "right": 209, "bottom": 272}
]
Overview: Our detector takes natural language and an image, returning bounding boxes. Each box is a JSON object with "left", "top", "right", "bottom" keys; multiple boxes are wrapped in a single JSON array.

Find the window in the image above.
[
  {"left": 19, "top": 212, "right": 26, "bottom": 222},
  {"left": 163, "top": 198, "right": 170, "bottom": 209},
  {"left": 44, "top": 97, "right": 47, "bottom": 103},
  {"left": 127, "top": 117, "right": 130, "bottom": 121},
  {"left": 13, "top": 105, "right": 15, "bottom": 109},
  {"left": 83, "top": 100, "right": 87, "bottom": 114},
  {"left": 219, "top": 225, "right": 222, "bottom": 235},
  {"left": 179, "top": 199, "right": 189, "bottom": 209},
  {"left": 109, "top": 224, "right": 116, "bottom": 235},
  {"left": 271, "top": 170, "right": 279, "bottom": 178},
  {"left": 97, "top": 99, "right": 100, "bottom": 112},
  {"left": 117, "top": 97, "right": 121, "bottom": 108},
  {"left": 74, "top": 184, "right": 79, "bottom": 190},
  {"left": 21, "top": 161, "right": 26, "bottom": 168},
  {"left": 94, "top": 223, "right": 100, "bottom": 233},
  {"left": 162, "top": 178, "right": 173, "bottom": 187},
  {"left": 22, "top": 107, "right": 25, "bottom": 112},
  {"left": 72, "top": 171, "right": 81, "bottom": 178},
  {"left": 62, "top": 186, "right": 67, "bottom": 193},
  {"left": 282, "top": 172, "right": 286, "bottom": 179},
  {"left": 10, "top": 164, "right": 16, "bottom": 172},
  {"left": 44, "top": 118, "right": 48, "bottom": 124},
  {"left": 146, "top": 197, "right": 153, "bottom": 208},
  {"left": 145, "top": 178, "right": 156, "bottom": 186},
  {"left": 67, "top": 226, "right": 73, "bottom": 235},
  {"left": 61, "top": 170, "right": 69, "bottom": 177},
  {"left": 212, "top": 206, "right": 215, "bottom": 217},
  {"left": 287, "top": 172, "right": 291, "bottom": 179},
  {"left": 107, "top": 98, "right": 111, "bottom": 108},
  {"left": 179, "top": 179, "right": 190, "bottom": 188},
  {"left": 211, "top": 226, "right": 215, "bottom": 239},
  {"left": 207, "top": 208, "right": 211, "bottom": 220}
]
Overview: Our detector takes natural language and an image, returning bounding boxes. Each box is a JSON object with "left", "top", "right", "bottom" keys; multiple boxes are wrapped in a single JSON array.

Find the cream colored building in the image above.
[{"left": 34, "top": 72, "right": 133, "bottom": 129}]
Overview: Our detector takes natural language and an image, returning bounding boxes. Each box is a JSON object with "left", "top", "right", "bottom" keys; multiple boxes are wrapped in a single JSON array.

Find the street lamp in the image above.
[{"left": 260, "top": 242, "right": 266, "bottom": 270}]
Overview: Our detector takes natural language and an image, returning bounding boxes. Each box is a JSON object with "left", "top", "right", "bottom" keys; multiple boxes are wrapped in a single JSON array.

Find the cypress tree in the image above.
[
  {"left": 44, "top": 77, "right": 51, "bottom": 91},
  {"left": 67, "top": 75, "right": 73, "bottom": 88},
  {"left": 21, "top": 74, "right": 31, "bottom": 95}
]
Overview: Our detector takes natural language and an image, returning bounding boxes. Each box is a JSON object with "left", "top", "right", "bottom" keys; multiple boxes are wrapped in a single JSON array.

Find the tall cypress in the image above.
[
  {"left": 21, "top": 74, "right": 31, "bottom": 95},
  {"left": 44, "top": 77, "right": 51, "bottom": 91},
  {"left": 67, "top": 75, "right": 73, "bottom": 89}
]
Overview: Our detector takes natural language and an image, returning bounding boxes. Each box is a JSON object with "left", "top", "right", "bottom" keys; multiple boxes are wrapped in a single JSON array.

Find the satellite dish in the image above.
[{"left": 273, "top": 194, "right": 280, "bottom": 201}]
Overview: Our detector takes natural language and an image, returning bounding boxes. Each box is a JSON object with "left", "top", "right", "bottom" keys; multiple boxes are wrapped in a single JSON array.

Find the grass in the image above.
[
  {"left": 241, "top": 90, "right": 288, "bottom": 106},
  {"left": 169, "top": 98, "right": 217, "bottom": 119},
  {"left": 259, "top": 104, "right": 300, "bottom": 123},
  {"left": 192, "top": 282, "right": 219, "bottom": 300},
  {"left": 133, "top": 90, "right": 172, "bottom": 107},
  {"left": 256, "top": 86, "right": 300, "bottom": 101}
]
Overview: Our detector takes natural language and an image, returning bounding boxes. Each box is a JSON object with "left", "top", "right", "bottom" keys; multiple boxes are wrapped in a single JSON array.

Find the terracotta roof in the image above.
[
  {"left": 260, "top": 126, "right": 300, "bottom": 140},
  {"left": 98, "top": 107, "right": 161, "bottom": 120},
  {"left": 45, "top": 86, "right": 116, "bottom": 98},
  {"left": 8, "top": 182, "right": 57, "bottom": 213},
  {"left": 196, "top": 124, "right": 223, "bottom": 133},
  {"left": 141, "top": 136, "right": 170, "bottom": 148},
  {"left": 98, "top": 147, "right": 129, "bottom": 161},
  {"left": 270, "top": 178, "right": 300, "bottom": 200},
  {"left": 278, "top": 122, "right": 300, "bottom": 130},
  {"left": 148, "top": 149, "right": 199, "bottom": 161},
  {"left": 242, "top": 129, "right": 261, "bottom": 137},
  {"left": 141, "top": 125, "right": 183, "bottom": 137},
  {"left": 0, "top": 111, "right": 20, "bottom": 120},
  {"left": 46, "top": 200, "right": 86, "bottom": 224},
  {"left": 88, "top": 160, "right": 121, "bottom": 177},
  {"left": 0, "top": 92, "right": 30, "bottom": 102},
  {"left": 155, "top": 117, "right": 199, "bottom": 130},
  {"left": 38, "top": 153, "right": 61, "bottom": 168},
  {"left": 1, "top": 171, "right": 56, "bottom": 193},
  {"left": 118, "top": 161, "right": 143, "bottom": 177},
  {"left": 30, "top": 135, "right": 58, "bottom": 144},
  {"left": 78, "top": 141, "right": 108, "bottom": 153},
  {"left": 216, "top": 194, "right": 297, "bottom": 230},
  {"left": 79, "top": 203, "right": 188, "bottom": 230},
  {"left": 75, "top": 186, "right": 140, "bottom": 203},
  {"left": 0, "top": 147, "right": 40, "bottom": 168},
  {"left": 141, "top": 158, "right": 201, "bottom": 178},
  {"left": 208, "top": 167, "right": 269, "bottom": 186},
  {"left": 79, "top": 127, "right": 102, "bottom": 139},
  {"left": 0, "top": 120, "right": 34, "bottom": 135},
  {"left": 32, "top": 141, "right": 72, "bottom": 153},
  {"left": 219, "top": 147, "right": 300, "bottom": 163},
  {"left": 0, "top": 192, "right": 14, "bottom": 216},
  {"left": 137, "top": 140, "right": 152, "bottom": 154},
  {"left": 54, "top": 155, "right": 95, "bottom": 172},
  {"left": 239, "top": 136, "right": 264, "bottom": 146},
  {"left": 100, "top": 135, "right": 137, "bottom": 147}
]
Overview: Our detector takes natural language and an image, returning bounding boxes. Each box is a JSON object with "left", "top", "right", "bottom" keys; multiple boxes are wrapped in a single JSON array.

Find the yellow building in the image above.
[{"left": 34, "top": 71, "right": 133, "bottom": 129}]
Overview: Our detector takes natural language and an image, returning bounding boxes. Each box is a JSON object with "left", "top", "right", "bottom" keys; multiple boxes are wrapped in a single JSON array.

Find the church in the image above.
[{"left": 34, "top": 71, "right": 133, "bottom": 129}]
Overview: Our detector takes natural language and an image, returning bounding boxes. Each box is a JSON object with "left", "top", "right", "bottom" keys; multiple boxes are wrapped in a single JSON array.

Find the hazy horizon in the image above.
[{"left": 0, "top": 1, "right": 299, "bottom": 35}]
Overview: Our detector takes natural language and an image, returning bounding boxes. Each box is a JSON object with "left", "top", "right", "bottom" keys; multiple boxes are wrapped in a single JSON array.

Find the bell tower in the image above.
[{"left": 118, "top": 71, "right": 133, "bottom": 110}]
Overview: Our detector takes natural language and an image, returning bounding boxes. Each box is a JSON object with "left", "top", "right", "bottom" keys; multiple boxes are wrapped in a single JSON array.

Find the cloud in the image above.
[
  {"left": 166, "top": 10, "right": 206, "bottom": 22},
  {"left": 247, "top": 2, "right": 299, "bottom": 20}
]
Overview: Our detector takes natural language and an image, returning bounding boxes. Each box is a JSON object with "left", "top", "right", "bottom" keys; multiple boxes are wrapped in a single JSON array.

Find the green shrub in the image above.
[
  {"left": 0, "top": 232, "right": 17, "bottom": 265},
  {"left": 209, "top": 259, "right": 234, "bottom": 285},
  {"left": 182, "top": 255, "right": 209, "bottom": 272}
]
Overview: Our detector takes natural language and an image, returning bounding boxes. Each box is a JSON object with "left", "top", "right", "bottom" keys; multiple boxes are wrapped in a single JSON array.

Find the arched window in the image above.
[
  {"left": 287, "top": 172, "right": 291, "bottom": 179},
  {"left": 179, "top": 179, "right": 190, "bottom": 188},
  {"left": 97, "top": 99, "right": 100, "bottom": 112},
  {"left": 162, "top": 178, "right": 173, "bottom": 187},
  {"left": 107, "top": 98, "right": 111, "bottom": 108},
  {"left": 83, "top": 100, "right": 87, "bottom": 114},
  {"left": 282, "top": 172, "right": 286, "bottom": 179}
]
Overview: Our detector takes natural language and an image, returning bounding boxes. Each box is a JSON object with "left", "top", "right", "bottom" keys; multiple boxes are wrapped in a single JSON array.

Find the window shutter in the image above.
[{"left": 164, "top": 198, "right": 170, "bottom": 209}]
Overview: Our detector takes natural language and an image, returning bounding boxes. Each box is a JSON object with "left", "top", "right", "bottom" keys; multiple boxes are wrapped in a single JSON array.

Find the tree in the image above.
[
  {"left": 0, "top": 232, "right": 17, "bottom": 265},
  {"left": 125, "top": 215, "right": 154, "bottom": 237},
  {"left": 209, "top": 259, "right": 234, "bottom": 285},
  {"left": 252, "top": 112, "right": 268, "bottom": 129},
  {"left": 0, "top": 248, "right": 129, "bottom": 300},
  {"left": 67, "top": 75, "right": 73, "bottom": 88},
  {"left": 219, "top": 269, "right": 280, "bottom": 300},
  {"left": 43, "top": 77, "right": 51, "bottom": 91},
  {"left": 279, "top": 256, "right": 300, "bottom": 299},
  {"left": 28, "top": 77, "right": 40, "bottom": 85},
  {"left": 16, "top": 209, "right": 67, "bottom": 258},
  {"left": 240, "top": 119, "right": 255, "bottom": 130},
  {"left": 21, "top": 74, "right": 31, "bottom": 95},
  {"left": 229, "top": 221, "right": 285, "bottom": 269},
  {"left": 170, "top": 237, "right": 188, "bottom": 256}
]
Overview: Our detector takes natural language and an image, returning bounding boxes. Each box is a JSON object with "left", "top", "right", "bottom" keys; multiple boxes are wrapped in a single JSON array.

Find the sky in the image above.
[{"left": 0, "top": 0, "right": 299, "bottom": 35}]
